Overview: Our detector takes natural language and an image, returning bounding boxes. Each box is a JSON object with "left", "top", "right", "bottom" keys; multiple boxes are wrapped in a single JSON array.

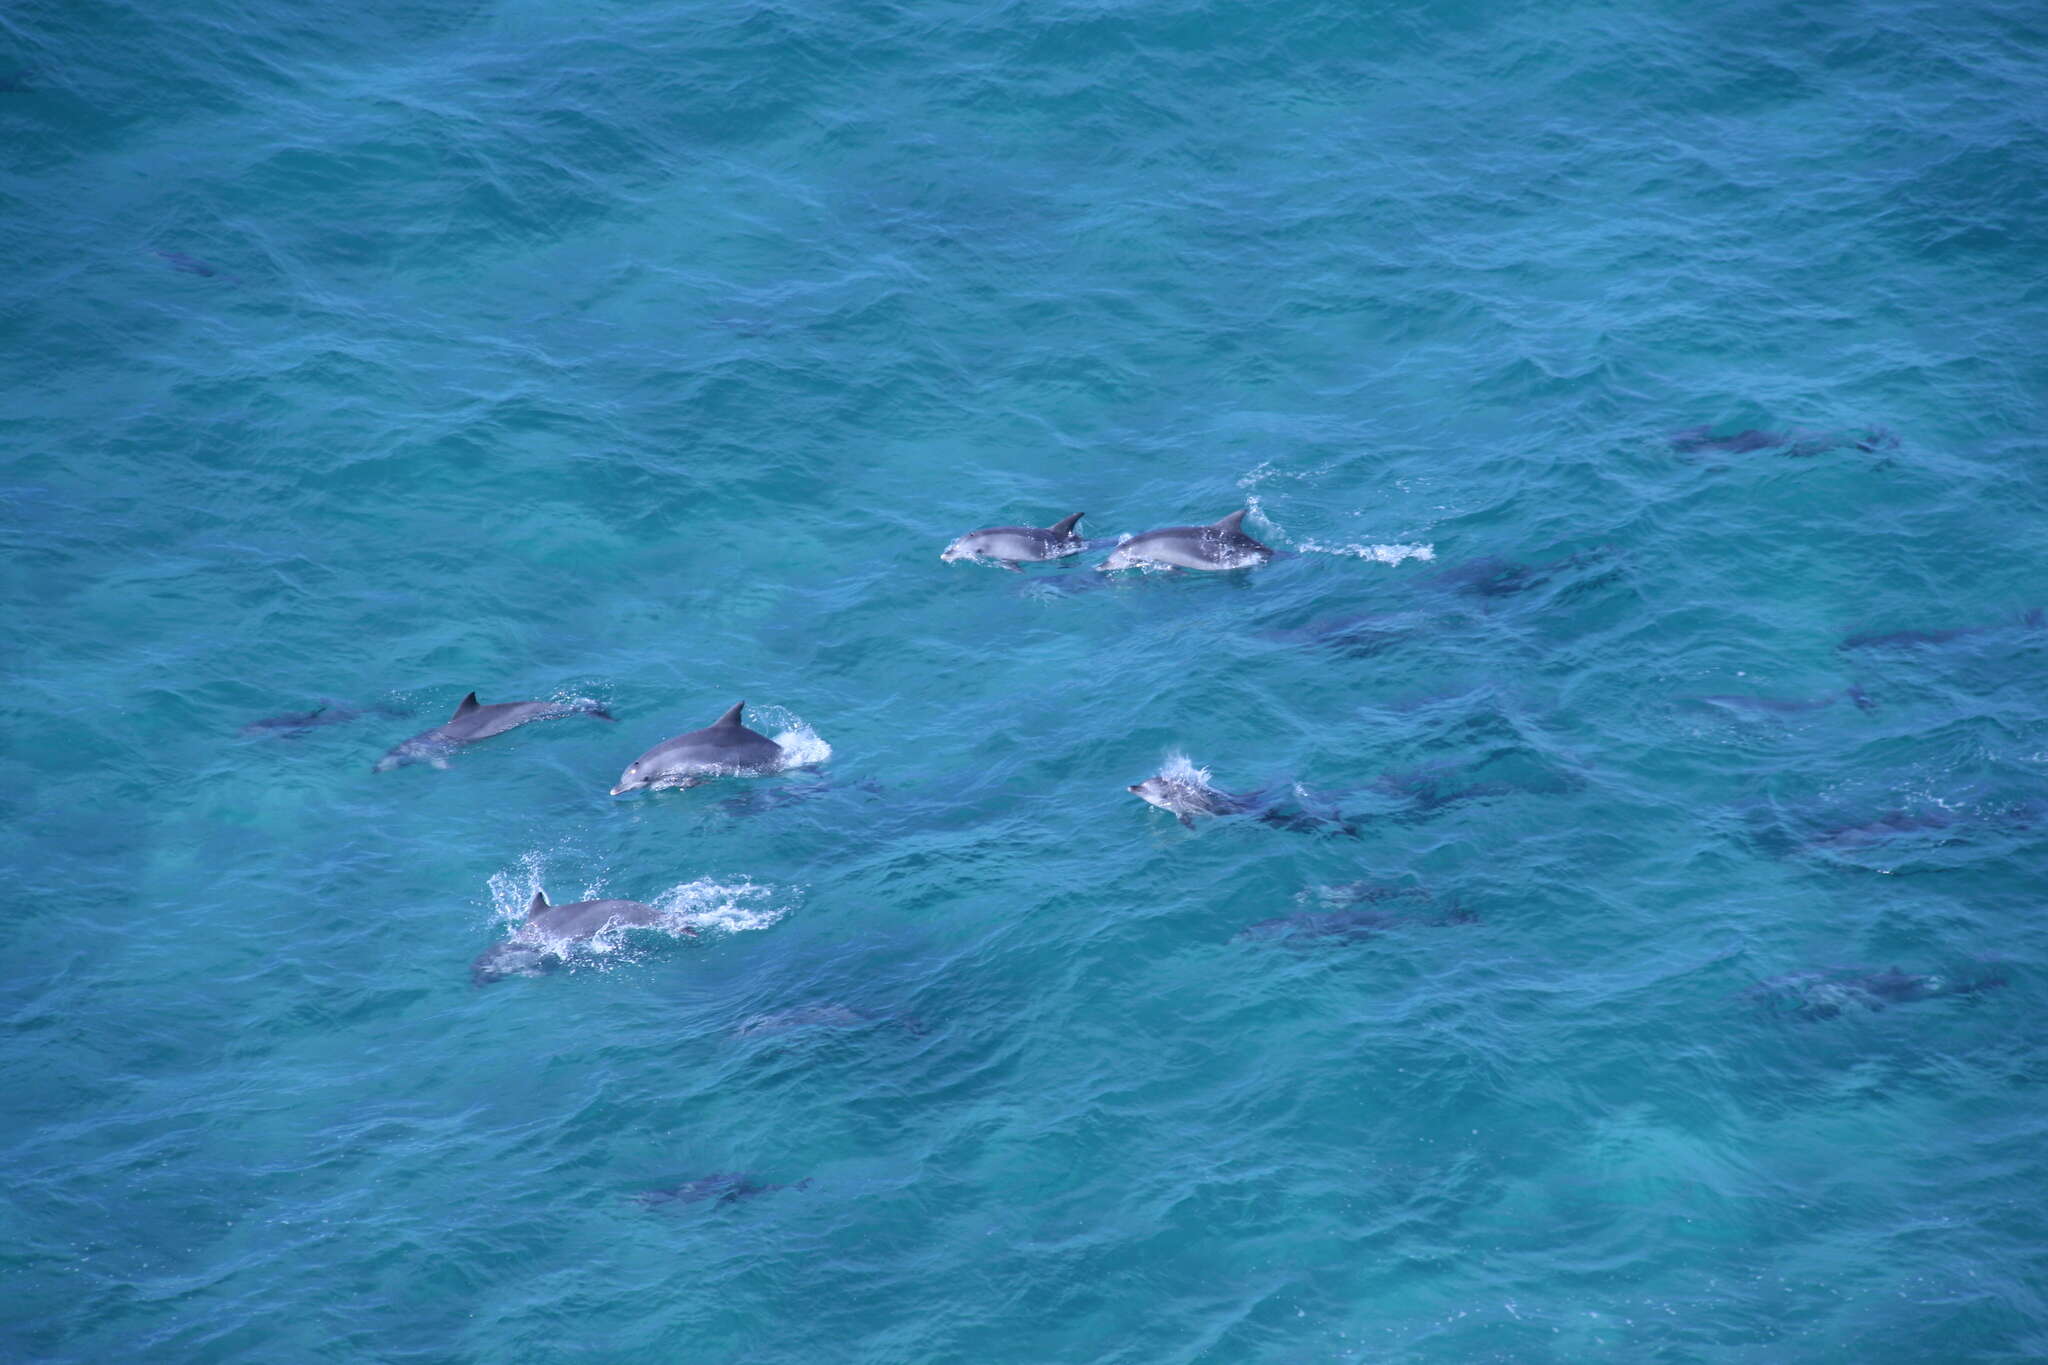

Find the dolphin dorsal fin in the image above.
[
  {"left": 527, "top": 891, "right": 549, "bottom": 918},
  {"left": 713, "top": 701, "right": 746, "bottom": 728},
  {"left": 1047, "top": 512, "right": 1085, "bottom": 537},
  {"left": 452, "top": 692, "right": 481, "bottom": 719},
  {"left": 1212, "top": 509, "right": 1248, "bottom": 534}
]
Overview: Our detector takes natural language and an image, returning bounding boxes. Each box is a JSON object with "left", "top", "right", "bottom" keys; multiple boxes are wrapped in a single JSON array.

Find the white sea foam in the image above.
[
  {"left": 1241, "top": 494, "right": 1433, "bottom": 565},
  {"left": 1295, "top": 540, "right": 1436, "bottom": 564},
  {"left": 748, "top": 703, "right": 833, "bottom": 771},
  {"left": 651, "top": 877, "right": 790, "bottom": 935},
  {"left": 1159, "top": 751, "right": 1217, "bottom": 789}
]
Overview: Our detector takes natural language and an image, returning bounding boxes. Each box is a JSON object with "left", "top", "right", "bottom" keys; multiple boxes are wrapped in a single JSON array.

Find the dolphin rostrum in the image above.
[
  {"left": 471, "top": 889, "right": 691, "bottom": 984},
  {"left": 611, "top": 701, "right": 788, "bottom": 794},
  {"left": 1098, "top": 509, "right": 1274, "bottom": 572},
  {"left": 941, "top": 513, "right": 1088, "bottom": 571},
  {"left": 373, "top": 692, "right": 614, "bottom": 772}
]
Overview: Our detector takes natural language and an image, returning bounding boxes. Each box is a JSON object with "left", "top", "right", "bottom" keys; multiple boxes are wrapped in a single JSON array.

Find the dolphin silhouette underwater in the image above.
[
  {"left": 373, "top": 692, "right": 614, "bottom": 772},
  {"left": 471, "top": 889, "right": 692, "bottom": 984},
  {"left": 243, "top": 700, "right": 413, "bottom": 738},
  {"left": 611, "top": 701, "right": 792, "bottom": 794},
  {"left": 1749, "top": 966, "right": 2007, "bottom": 1020},
  {"left": 1099, "top": 509, "right": 1275, "bottom": 572},
  {"left": 941, "top": 513, "right": 1089, "bottom": 570},
  {"left": 631, "top": 1174, "right": 811, "bottom": 1209}
]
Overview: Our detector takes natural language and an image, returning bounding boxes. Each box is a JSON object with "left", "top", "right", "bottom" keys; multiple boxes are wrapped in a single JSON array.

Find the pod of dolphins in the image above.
[{"left": 240, "top": 496, "right": 2014, "bottom": 1201}]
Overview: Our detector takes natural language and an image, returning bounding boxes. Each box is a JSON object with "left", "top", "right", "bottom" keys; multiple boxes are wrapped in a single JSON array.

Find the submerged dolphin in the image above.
[
  {"left": 941, "top": 513, "right": 1087, "bottom": 571},
  {"left": 1127, "top": 757, "right": 1356, "bottom": 834},
  {"left": 1671, "top": 426, "right": 1896, "bottom": 456},
  {"left": 1687, "top": 686, "right": 1874, "bottom": 716},
  {"left": 1841, "top": 608, "right": 2043, "bottom": 651},
  {"left": 1099, "top": 510, "right": 1274, "bottom": 572},
  {"left": 374, "top": 692, "right": 614, "bottom": 772},
  {"left": 471, "top": 889, "right": 689, "bottom": 984},
  {"left": 731, "top": 1004, "right": 928, "bottom": 1039},
  {"left": 244, "top": 699, "right": 413, "bottom": 738},
  {"left": 631, "top": 1173, "right": 812, "bottom": 1208},
  {"left": 611, "top": 701, "right": 787, "bottom": 794},
  {"left": 1750, "top": 966, "right": 2007, "bottom": 1020}
]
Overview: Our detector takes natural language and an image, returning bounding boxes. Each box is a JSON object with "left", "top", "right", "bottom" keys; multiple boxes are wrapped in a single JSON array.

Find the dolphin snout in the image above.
[{"left": 609, "top": 784, "right": 630, "bottom": 796}]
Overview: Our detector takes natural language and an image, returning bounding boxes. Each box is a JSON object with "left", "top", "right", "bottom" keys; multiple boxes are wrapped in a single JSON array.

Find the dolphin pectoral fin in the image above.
[
  {"left": 995, "top": 560, "right": 1023, "bottom": 574},
  {"left": 588, "top": 708, "right": 617, "bottom": 722},
  {"left": 1178, "top": 813, "right": 1196, "bottom": 829},
  {"left": 429, "top": 754, "right": 451, "bottom": 770}
]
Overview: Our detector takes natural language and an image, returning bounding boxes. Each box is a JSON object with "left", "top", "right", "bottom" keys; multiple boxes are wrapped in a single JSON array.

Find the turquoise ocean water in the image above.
[{"left": 5, "top": 0, "right": 2048, "bottom": 1359}]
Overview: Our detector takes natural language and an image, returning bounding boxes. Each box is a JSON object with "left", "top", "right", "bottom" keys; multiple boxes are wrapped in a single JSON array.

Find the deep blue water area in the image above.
[{"left": 4, "top": 0, "right": 2048, "bottom": 1359}]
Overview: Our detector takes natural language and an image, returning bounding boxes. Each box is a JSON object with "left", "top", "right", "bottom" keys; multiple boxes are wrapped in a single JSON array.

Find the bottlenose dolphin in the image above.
[
  {"left": 1841, "top": 608, "right": 2043, "bottom": 651},
  {"left": 1127, "top": 756, "right": 1356, "bottom": 834},
  {"left": 374, "top": 692, "right": 614, "bottom": 772},
  {"left": 1687, "top": 686, "right": 1874, "bottom": 716},
  {"left": 941, "top": 513, "right": 1088, "bottom": 571},
  {"left": 731, "top": 1004, "right": 928, "bottom": 1038},
  {"left": 611, "top": 700, "right": 787, "bottom": 794},
  {"left": 152, "top": 249, "right": 235, "bottom": 281},
  {"left": 1671, "top": 426, "right": 1896, "bottom": 456},
  {"left": 244, "top": 699, "right": 413, "bottom": 738},
  {"left": 1235, "top": 902, "right": 1475, "bottom": 944},
  {"left": 631, "top": 1174, "right": 812, "bottom": 1208},
  {"left": 1099, "top": 510, "right": 1274, "bottom": 572},
  {"left": 471, "top": 889, "right": 689, "bottom": 984},
  {"left": 1749, "top": 966, "right": 2007, "bottom": 1020}
]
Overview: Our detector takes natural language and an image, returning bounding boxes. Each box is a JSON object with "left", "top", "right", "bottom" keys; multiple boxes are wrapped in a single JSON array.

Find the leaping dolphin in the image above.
[
  {"left": 611, "top": 701, "right": 788, "bottom": 794},
  {"left": 471, "top": 889, "right": 690, "bottom": 984},
  {"left": 941, "top": 513, "right": 1088, "bottom": 571},
  {"left": 1099, "top": 509, "right": 1274, "bottom": 572},
  {"left": 373, "top": 692, "right": 614, "bottom": 772}
]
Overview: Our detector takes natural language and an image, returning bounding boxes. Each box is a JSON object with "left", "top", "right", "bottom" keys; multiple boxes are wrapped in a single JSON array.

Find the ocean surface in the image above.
[{"left": 4, "top": 0, "right": 2047, "bottom": 1359}]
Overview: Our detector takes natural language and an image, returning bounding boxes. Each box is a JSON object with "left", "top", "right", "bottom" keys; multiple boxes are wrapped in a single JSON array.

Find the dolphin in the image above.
[
  {"left": 1687, "top": 686, "right": 1874, "bottom": 715},
  {"left": 1236, "top": 902, "right": 1475, "bottom": 944},
  {"left": 1671, "top": 425, "right": 1897, "bottom": 457},
  {"left": 941, "top": 513, "right": 1088, "bottom": 571},
  {"left": 471, "top": 889, "right": 690, "bottom": 984},
  {"left": 1749, "top": 965, "right": 2007, "bottom": 1020},
  {"left": 731, "top": 1004, "right": 927, "bottom": 1038},
  {"left": 1127, "top": 757, "right": 1357, "bottom": 834},
  {"left": 152, "top": 249, "right": 235, "bottom": 281},
  {"left": 244, "top": 699, "right": 413, "bottom": 738},
  {"left": 611, "top": 700, "right": 787, "bottom": 794},
  {"left": 374, "top": 692, "right": 614, "bottom": 772},
  {"left": 631, "top": 1173, "right": 812, "bottom": 1208},
  {"left": 1098, "top": 509, "right": 1274, "bottom": 572},
  {"left": 1841, "top": 608, "right": 2043, "bottom": 651}
]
